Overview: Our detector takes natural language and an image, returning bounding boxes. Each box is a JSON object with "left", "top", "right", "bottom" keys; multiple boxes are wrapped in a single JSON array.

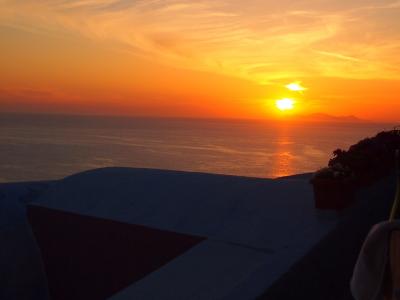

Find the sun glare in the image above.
[
  {"left": 276, "top": 98, "right": 295, "bottom": 111},
  {"left": 285, "top": 82, "right": 307, "bottom": 92}
]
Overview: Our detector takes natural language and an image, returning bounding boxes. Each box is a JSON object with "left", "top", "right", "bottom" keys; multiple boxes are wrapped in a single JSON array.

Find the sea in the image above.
[{"left": 0, "top": 113, "right": 396, "bottom": 182}]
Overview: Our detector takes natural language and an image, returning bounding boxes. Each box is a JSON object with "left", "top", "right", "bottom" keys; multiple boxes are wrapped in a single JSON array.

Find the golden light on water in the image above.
[{"left": 276, "top": 98, "right": 295, "bottom": 111}]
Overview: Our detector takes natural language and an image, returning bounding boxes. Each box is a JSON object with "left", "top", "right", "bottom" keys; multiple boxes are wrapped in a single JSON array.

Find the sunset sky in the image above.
[{"left": 1, "top": 0, "right": 400, "bottom": 121}]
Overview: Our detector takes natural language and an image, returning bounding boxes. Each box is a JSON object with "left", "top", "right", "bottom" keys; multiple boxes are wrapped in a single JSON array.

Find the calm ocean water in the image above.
[{"left": 0, "top": 113, "right": 396, "bottom": 182}]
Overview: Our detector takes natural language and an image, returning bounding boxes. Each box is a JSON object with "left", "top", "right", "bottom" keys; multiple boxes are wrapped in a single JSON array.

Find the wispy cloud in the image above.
[
  {"left": 1, "top": 0, "right": 400, "bottom": 82},
  {"left": 314, "top": 50, "right": 364, "bottom": 62}
]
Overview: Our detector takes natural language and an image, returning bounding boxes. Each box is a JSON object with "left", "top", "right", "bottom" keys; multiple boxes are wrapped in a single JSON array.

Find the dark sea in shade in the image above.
[{"left": 0, "top": 113, "right": 396, "bottom": 182}]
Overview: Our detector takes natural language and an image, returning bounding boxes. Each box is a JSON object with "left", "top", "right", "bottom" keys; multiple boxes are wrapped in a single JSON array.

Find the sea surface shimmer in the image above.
[{"left": 0, "top": 113, "right": 394, "bottom": 182}]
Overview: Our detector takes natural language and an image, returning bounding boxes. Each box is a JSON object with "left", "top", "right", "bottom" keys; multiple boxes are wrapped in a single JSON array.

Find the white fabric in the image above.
[{"left": 351, "top": 221, "right": 400, "bottom": 300}]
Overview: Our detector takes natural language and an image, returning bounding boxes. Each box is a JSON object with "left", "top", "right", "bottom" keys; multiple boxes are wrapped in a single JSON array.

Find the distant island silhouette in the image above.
[{"left": 295, "top": 113, "right": 367, "bottom": 123}]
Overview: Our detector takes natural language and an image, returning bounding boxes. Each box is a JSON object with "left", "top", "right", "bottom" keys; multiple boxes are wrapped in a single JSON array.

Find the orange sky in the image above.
[{"left": 1, "top": 0, "right": 400, "bottom": 121}]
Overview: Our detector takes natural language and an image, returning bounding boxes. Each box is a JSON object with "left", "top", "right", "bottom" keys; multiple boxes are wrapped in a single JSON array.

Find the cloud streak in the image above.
[{"left": 1, "top": 0, "right": 400, "bottom": 82}]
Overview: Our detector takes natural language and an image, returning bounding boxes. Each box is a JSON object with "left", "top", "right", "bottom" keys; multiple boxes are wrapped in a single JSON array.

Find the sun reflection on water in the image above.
[{"left": 271, "top": 126, "right": 296, "bottom": 178}]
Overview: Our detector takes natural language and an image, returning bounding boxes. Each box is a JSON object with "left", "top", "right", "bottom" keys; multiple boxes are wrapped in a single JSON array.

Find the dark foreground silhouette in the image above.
[{"left": 27, "top": 205, "right": 204, "bottom": 300}]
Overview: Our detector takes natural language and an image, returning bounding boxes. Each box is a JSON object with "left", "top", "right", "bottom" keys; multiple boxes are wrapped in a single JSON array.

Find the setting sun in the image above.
[
  {"left": 2, "top": 2, "right": 400, "bottom": 295},
  {"left": 276, "top": 99, "right": 295, "bottom": 111},
  {"left": 1, "top": 1, "right": 400, "bottom": 122}
]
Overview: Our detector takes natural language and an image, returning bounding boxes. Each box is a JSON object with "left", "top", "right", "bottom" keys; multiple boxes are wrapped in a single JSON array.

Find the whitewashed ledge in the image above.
[
  {"left": 0, "top": 181, "right": 53, "bottom": 300},
  {"left": 24, "top": 167, "right": 337, "bottom": 300}
]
